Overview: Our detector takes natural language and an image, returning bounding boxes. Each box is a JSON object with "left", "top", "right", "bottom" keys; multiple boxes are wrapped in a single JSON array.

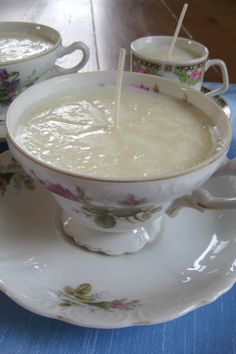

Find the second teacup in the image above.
[
  {"left": 131, "top": 36, "right": 228, "bottom": 97},
  {"left": 0, "top": 21, "right": 89, "bottom": 109},
  {"left": 6, "top": 71, "right": 236, "bottom": 256}
]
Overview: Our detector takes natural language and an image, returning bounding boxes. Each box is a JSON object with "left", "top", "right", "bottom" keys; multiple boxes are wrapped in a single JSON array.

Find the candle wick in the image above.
[
  {"left": 168, "top": 3, "right": 188, "bottom": 60},
  {"left": 113, "top": 48, "right": 126, "bottom": 129}
]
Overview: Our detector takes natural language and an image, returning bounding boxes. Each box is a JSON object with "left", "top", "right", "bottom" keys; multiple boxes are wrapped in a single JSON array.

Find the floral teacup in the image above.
[
  {"left": 131, "top": 36, "right": 228, "bottom": 97},
  {"left": 6, "top": 71, "right": 236, "bottom": 256},
  {"left": 0, "top": 21, "right": 89, "bottom": 123}
]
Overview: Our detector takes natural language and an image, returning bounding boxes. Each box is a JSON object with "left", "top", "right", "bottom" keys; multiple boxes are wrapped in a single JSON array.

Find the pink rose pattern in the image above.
[
  {"left": 26, "top": 169, "right": 163, "bottom": 228},
  {"left": 132, "top": 55, "right": 162, "bottom": 76},
  {"left": 0, "top": 68, "right": 39, "bottom": 106},
  {"left": 174, "top": 64, "right": 205, "bottom": 86},
  {"left": 39, "top": 180, "right": 78, "bottom": 201},
  {"left": 132, "top": 55, "right": 205, "bottom": 86}
]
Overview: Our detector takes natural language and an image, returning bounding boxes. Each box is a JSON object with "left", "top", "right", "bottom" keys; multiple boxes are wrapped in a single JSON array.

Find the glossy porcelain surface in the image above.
[
  {"left": 6, "top": 71, "right": 232, "bottom": 254},
  {"left": 0, "top": 151, "right": 235, "bottom": 328}
]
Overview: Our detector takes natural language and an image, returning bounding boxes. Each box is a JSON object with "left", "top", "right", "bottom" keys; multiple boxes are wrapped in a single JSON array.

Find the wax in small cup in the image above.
[
  {"left": 0, "top": 31, "right": 54, "bottom": 64},
  {"left": 0, "top": 21, "right": 89, "bottom": 125},
  {"left": 131, "top": 35, "right": 229, "bottom": 96},
  {"left": 6, "top": 71, "right": 233, "bottom": 256}
]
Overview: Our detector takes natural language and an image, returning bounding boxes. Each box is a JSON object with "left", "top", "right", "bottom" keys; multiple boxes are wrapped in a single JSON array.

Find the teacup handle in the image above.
[
  {"left": 167, "top": 158, "right": 236, "bottom": 216},
  {"left": 39, "top": 41, "right": 89, "bottom": 80},
  {"left": 54, "top": 41, "right": 90, "bottom": 74},
  {"left": 204, "top": 59, "right": 229, "bottom": 97}
]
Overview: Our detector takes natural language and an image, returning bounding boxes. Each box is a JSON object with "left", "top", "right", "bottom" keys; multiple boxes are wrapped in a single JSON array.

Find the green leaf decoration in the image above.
[
  {"left": 153, "top": 84, "right": 159, "bottom": 93},
  {"left": 95, "top": 214, "right": 116, "bottom": 228},
  {"left": 110, "top": 208, "right": 142, "bottom": 217},
  {"left": 0, "top": 172, "right": 36, "bottom": 195},
  {"left": 75, "top": 283, "right": 92, "bottom": 295},
  {"left": 174, "top": 66, "right": 203, "bottom": 86},
  {"left": 0, "top": 172, "right": 15, "bottom": 184},
  {"left": 0, "top": 92, "right": 11, "bottom": 105},
  {"left": 76, "top": 186, "right": 86, "bottom": 200},
  {"left": 64, "top": 286, "right": 75, "bottom": 295},
  {"left": 12, "top": 174, "right": 35, "bottom": 188},
  {"left": 60, "top": 302, "right": 72, "bottom": 307},
  {"left": 82, "top": 202, "right": 109, "bottom": 215},
  {"left": 27, "top": 69, "right": 37, "bottom": 81},
  {"left": 59, "top": 283, "right": 140, "bottom": 311},
  {"left": 94, "top": 302, "right": 113, "bottom": 310},
  {"left": 9, "top": 71, "right": 19, "bottom": 79},
  {"left": 150, "top": 66, "right": 161, "bottom": 75},
  {"left": 75, "top": 294, "right": 95, "bottom": 302},
  {"left": 149, "top": 206, "right": 162, "bottom": 214},
  {"left": 12, "top": 175, "right": 24, "bottom": 183},
  {"left": 24, "top": 178, "right": 35, "bottom": 191}
]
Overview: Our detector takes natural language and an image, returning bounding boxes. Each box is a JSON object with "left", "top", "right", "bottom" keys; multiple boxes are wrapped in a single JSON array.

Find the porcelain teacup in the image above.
[
  {"left": 6, "top": 71, "right": 236, "bottom": 256},
  {"left": 131, "top": 36, "right": 229, "bottom": 97},
  {"left": 0, "top": 21, "right": 89, "bottom": 123}
]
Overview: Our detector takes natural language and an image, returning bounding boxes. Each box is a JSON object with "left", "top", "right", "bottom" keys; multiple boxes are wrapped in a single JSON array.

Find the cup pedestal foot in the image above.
[{"left": 61, "top": 211, "right": 163, "bottom": 256}]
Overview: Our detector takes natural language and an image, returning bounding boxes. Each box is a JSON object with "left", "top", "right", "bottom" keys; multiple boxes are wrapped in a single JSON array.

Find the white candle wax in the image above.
[
  {"left": 16, "top": 85, "right": 218, "bottom": 179},
  {"left": 0, "top": 32, "right": 54, "bottom": 63},
  {"left": 144, "top": 44, "right": 198, "bottom": 62}
]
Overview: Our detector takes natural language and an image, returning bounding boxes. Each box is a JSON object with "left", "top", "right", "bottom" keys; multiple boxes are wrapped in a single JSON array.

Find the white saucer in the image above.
[
  {"left": 0, "top": 151, "right": 235, "bottom": 328},
  {"left": 0, "top": 86, "right": 231, "bottom": 140}
]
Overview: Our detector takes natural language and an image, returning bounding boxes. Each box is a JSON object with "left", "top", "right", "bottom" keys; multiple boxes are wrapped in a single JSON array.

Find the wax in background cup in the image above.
[
  {"left": 131, "top": 36, "right": 229, "bottom": 97},
  {"left": 6, "top": 71, "right": 236, "bottom": 256},
  {"left": 0, "top": 21, "right": 89, "bottom": 110}
]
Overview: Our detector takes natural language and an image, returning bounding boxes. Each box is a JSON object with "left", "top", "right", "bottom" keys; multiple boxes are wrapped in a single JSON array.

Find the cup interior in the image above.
[
  {"left": 0, "top": 21, "right": 60, "bottom": 64},
  {"left": 131, "top": 36, "right": 208, "bottom": 64},
  {"left": 6, "top": 71, "right": 231, "bottom": 182}
]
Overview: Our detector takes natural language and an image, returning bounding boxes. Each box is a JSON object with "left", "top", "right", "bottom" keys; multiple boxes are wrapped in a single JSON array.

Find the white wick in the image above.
[
  {"left": 168, "top": 3, "right": 188, "bottom": 60},
  {"left": 113, "top": 48, "right": 126, "bottom": 129}
]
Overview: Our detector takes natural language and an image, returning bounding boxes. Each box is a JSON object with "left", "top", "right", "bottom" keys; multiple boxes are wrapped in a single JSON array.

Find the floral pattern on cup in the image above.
[
  {"left": 0, "top": 157, "right": 35, "bottom": 195},
  {"left": 174, "top": 64, "right": 205, "bottom": 86},
  {"left": 59, "top": 283, "right": 140, "bottom": 311},
  {"left": 81, "top": 202, "right": 162, "bottom": 229},
  {"left": 0, "top": 68, "right": 38, "bottom": 105},
  {"left": 132, "top": 54, "right": 206, "bottom": 88},
  {"left": 0, "top": 69, "right": 21, "bottom": 105},
  {"left": 132, "top": 55, "right": 162, "bottom": 75},
  {"left": 34, "top": 174, "right": 162, "bottom": 229},
  {"left": 130, "top": 83, "right": 160, "bottom": 93}
]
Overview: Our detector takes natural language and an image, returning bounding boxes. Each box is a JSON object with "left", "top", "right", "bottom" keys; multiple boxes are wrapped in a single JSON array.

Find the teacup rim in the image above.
[
  {"left": 0, "top": 21, "right": 61, "bottom": 66},
  {"left": 131, "top": 35, "right": 209, "bottom": 65},
  {"left": 6, "top": 71, "right": 232, "bottom": 183}
]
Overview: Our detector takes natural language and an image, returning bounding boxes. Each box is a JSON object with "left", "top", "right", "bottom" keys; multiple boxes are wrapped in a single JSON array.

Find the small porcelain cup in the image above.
[
  {"left": 0, "top": 21, "right": 89, "bottom": 117},
  {"left": 6, "top": 71, "right": 236, "bottom": 256},
  {"left": 131, "top": 36, "right": 229, "bottom": 97}
]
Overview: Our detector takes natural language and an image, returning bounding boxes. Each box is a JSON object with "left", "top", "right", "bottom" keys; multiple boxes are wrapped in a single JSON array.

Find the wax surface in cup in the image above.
[
  {"left": 143, "top": 44, "right": 198, "bottom": 62},
  {"left": 16, "top": 86, "right": 218, "bottom": 179},
  {"left": 0, "top": 32, "right": 54, "bottom": 63}
]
